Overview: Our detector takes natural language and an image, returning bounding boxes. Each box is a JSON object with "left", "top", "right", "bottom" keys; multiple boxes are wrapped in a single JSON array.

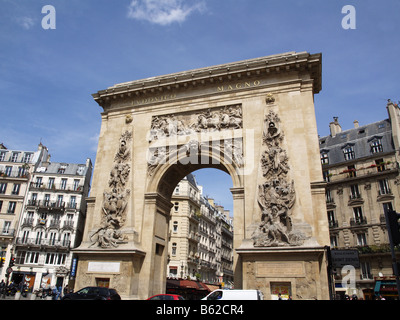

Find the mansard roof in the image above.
[{"left": 319, "top": 119, "right": 394, "bottom": 166}]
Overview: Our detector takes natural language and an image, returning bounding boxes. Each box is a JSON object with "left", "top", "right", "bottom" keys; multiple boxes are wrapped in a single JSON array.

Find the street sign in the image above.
[
  {"left": 6, "top": 267, "right": 13, "bottom": 274},
  {"left": 330, "top": 249, "right": 360, "bottom": 268}
]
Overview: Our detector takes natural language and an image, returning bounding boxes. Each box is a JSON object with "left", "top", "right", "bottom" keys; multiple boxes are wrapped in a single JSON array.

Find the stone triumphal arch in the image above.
[{"left": 74, "top": 52, "right": 330, "bottom": 300}]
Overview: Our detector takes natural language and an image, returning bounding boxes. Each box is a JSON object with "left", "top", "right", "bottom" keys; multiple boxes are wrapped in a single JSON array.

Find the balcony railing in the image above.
[
  {"left": 15, "top": 237, "right": 70, "bottom": 249},
  {"left": 29, "top": 182, "right": 84, "bottom": 192},
  {"left": 350, "top": 217, "right": 368, "bottom": 226}
]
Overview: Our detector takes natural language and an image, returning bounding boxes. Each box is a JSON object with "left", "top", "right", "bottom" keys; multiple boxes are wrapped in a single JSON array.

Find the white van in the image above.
[{"left": 202, "top": 289, "right": 264, "bottom": 300}]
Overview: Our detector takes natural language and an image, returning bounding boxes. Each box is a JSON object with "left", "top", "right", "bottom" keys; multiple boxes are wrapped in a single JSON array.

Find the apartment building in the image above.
[
  {"left": 0, "top": 143, "right": 49, "bottom": 280},
  {"left": 167, "top": 174, "right": 234, "bottom": 288},
  {"left": 320, "top": 101, "right": 400, "bottom": 299},
  {"left": 12, "top": 156, "right": 92, "bottom": 291}
]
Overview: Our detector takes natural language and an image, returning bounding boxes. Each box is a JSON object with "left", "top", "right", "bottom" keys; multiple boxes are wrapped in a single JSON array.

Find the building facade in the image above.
[
  {"left": 320, "top": 101, "right": 400, "bottom": 299},
  {"left": 12, "top": 157, "right": 92, "bottom": 291},
  {"left": 168, "top": 174, "right": 234, "bottom": 288},
  {"left": 0, "top": 143, "right": 49, "bottom": 281}
]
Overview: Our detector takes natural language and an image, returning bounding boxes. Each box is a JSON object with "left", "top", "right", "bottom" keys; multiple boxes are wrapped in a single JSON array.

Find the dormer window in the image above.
[
  {"left": 343, "top": 145, "right": 355, "bottom": 160},
  {"left": 370, "top": 139, "right": 383, "bottom": 154},
  {"left": 320, "top": 152, "right": 329, "bottom": 165}
]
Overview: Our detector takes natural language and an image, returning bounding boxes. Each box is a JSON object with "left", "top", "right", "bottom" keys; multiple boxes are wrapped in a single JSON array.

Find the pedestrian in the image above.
[
  {"left": 63, "top": 285, "right": 69, "bottom": 296},
  {"left": 379, "top": 294, "right": 386, "bottom": 300},
  {"left": 56, "top": 286, "right": 62, "bottom": 300},
  {"left": 0, "top": 280, "right": 5, "bottom": 294},
  {"left": 278, "top": 293, "right": 282, "bottom": 300},
  {"left": 52, "top": 286, "right": 58, "bottom": 300}
]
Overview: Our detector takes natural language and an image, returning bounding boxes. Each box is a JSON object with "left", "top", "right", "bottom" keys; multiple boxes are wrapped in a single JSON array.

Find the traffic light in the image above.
[
  {"left": 0, "top": 257, "right": 4, "bottom": 268},
  {"left": 9, "top": 256, "right": 15, "bottom": 267},
  {"left": 385, "top": 210, "right": 400, "bottom": 246}
]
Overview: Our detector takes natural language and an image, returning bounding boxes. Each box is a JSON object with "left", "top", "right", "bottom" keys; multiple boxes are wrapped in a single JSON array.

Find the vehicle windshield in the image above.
[{"left": 77, "top": 288, "right": 90, "bottom": 295}]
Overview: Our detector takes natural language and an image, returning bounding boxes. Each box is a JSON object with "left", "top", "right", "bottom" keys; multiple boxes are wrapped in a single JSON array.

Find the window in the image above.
[
  {"left": 25, "top": 251, "right": 40, "bottom": 264},
  {"left": 73, "top": 179, "right": 80, "bottom": 191},
  {"left": 22, "top": 153, "right": 32, "bottom": 163},
  {"left": 49, "top": 232, "right": 57, "bottom": 245},
  {"left": 48, "top": 178, "right": 55, "bottom": 189},
  {"left": 45, "top": 253, "right": 66, "bottom": 265},
  {"left": 343, "top": 146, "right": 355, "bottom": 160},
  {"left": 18, "top": 166, "right": 27, "bottom": 177},
  {"left": 0, "top": 152, "right": 5, "bottom": 161},
  {"left": 5, "top": 166, "right": 12, "bottom": 177},
  {"left": 172, "top": 243, "right": 177, "bottom": 256},
  {"left": 35, "top": 177, "right": 42, "bottom": 188},
  {"left": 349, "top": 184, "right": 360, "bottom": 200},
  {"left": 62, "top": 233, "right": 71, "bottom": 247},
  {"left": 327, "top": 211, "right": 337, "bottom": 228},
  {"left": 11, "top": 152, "right": 19, "bottom": 162},
  {"left": 371, "top": 140, "right": 383, "bottom": 153},
  {"left": 58, "top": 165, "right": 67, "bottom": 174},
  {"left": 174, "top": 202, "right": 179, "bottom": 212},
  {"left": 357, "top": 233, "right": 367, "bottom": 246},
  {"left": 361, "top": 262, "right": 372, "bottom": 279},
  {"left": 378, "top": 179, "right": 391, "bottom": 195},
  {"left": 2, "top": 221, "right": 11, "bottom": 234},
  {"left": 56, "top": 195, "right": 64, "bottom": 207},
  {"left": 173, "top": 221, "right": 178, "bottom": 233},
  {"left": 320, "top": 152, "right": 329, "bottom": 165},
  {"left": 174, "top": 184, "right": 180, "bottom": 194},
  {"left": 69, "top": 196, "right": 76, "bottom": 209},
  {"left": 325, "top": 190, "right": 334, "bottom": 203},
  {"left": 382, "top": 202, "right": 393, "bottom": 214},
  {"left": 61, "top": 178, "right": 67, "bottom": 190},
  {"left": 0, "top": 183, "right": 7, "bottom": 194},
  {"left": 44, "top": 194, "right": 50, "bottom": 206},
  {"left": 375, "top": 158, "right": 385, "bottom": 172},
  {"left": 22, "top": 231, "right": 30, "bottom": 243},
  {"left": 347, "top": 165, "right": 356, "bottom": 178},
  {"left": 330, "top": 235, "right": 338, "bottom": 247},
  {"left": 35, "top": 231, "right": 43, "bottom": 245},
  {"left": 352, "top": 207, "right": 365, "bottom": 225},
  {"left": 7, "top": 202, "right": 16, "bottom": 214},
  {"left": 12, "top": 184, "right": 20, "bottom": 195}
]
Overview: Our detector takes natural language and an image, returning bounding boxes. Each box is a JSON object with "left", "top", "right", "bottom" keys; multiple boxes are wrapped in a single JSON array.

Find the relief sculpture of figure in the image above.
[
  {"left": 253, "top": 109, "right": 306, "bottom": 247},
  {"left": 91, "top": 130, "right": 132, "bottom": 248}
]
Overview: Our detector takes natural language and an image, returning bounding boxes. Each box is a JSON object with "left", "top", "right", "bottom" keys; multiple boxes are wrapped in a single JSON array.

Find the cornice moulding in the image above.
[{"left": 92, "top": 51, "right": 321, "bottom": 107}]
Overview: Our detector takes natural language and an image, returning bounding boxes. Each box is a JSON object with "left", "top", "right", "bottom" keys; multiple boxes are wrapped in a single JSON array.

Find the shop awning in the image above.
[
  {"left": 204, "top": 284, "right": 219, "bottom": 292},
  {"left": 166, "top": 279, "right": 180, "bottom": 289}
]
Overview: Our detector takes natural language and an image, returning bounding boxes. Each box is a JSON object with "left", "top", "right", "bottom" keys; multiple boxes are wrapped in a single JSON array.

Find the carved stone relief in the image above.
[
  {"left": 90, "top": 130, "right": 132, "bottom": 248},
  {"left": 148, "top": 104, "right": 242, "bottom": 141},
  {"left": 147, "top": 105, "right": 244, "bottom": 176},
  {"left": 252, "top": 109, "right": 307, "bottom": 247}
]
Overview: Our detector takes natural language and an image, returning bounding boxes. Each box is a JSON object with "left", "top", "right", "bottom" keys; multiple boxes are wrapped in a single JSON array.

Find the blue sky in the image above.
[{"left": 1, "top": 0, "right": 399, "bottom": 214}]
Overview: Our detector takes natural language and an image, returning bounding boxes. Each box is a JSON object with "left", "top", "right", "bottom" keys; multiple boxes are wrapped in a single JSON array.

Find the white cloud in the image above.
[
  {"left": 16, "top": 17, "right": 36, "bottom": 30},
  {"left": 127, "top": 0, "right": 206, "bottom": 26}
]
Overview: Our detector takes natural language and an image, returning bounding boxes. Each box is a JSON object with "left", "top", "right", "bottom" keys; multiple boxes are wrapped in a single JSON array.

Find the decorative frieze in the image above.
[{"left": 148, "top": 104, "right": 242, "bottom": 141}]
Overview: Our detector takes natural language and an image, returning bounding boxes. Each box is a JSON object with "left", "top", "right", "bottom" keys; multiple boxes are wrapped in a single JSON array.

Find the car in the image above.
[
  {"left": 62, "top": 286, "right": 121, "bottom": 300},
  {"left": 201, "top": 289, "right": 264, "bottom": 300},
  {"left": 147, "top": 294, "right": 185, "bottom": 300}
]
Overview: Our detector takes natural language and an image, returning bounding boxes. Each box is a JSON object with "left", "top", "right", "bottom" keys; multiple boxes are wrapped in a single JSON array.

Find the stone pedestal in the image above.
[{"left": 237, "top": 239, "right": 330, "bottom": 300}]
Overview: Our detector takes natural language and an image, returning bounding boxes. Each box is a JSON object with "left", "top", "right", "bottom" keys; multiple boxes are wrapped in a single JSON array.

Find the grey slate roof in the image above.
[{"left": 319, "top": 119, "right": 394, "bottom": 166}]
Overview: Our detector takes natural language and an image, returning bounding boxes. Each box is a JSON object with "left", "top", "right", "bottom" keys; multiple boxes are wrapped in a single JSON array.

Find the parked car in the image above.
[
  {"left": 147, "top": 294, "right": 184, "bottom": 300},
  {"left": 202, "top": 289, "right": 264, "bottom": 300},
  {"left": 62, "top": 286, "right": 121, "bottom": 300}
]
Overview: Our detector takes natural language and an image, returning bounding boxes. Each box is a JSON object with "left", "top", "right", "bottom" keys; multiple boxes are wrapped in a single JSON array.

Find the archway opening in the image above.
[{"left": 163, "top": 166, "right": 235, "bottom": 299}]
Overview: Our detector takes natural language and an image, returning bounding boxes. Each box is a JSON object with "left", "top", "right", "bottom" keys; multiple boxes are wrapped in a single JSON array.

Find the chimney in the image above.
[
  {"left": 329, "top": 117, "right": 342, "bottom": 137},
  {"left": 353, "top": 120, "right": 359, "bottom": 128}
]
